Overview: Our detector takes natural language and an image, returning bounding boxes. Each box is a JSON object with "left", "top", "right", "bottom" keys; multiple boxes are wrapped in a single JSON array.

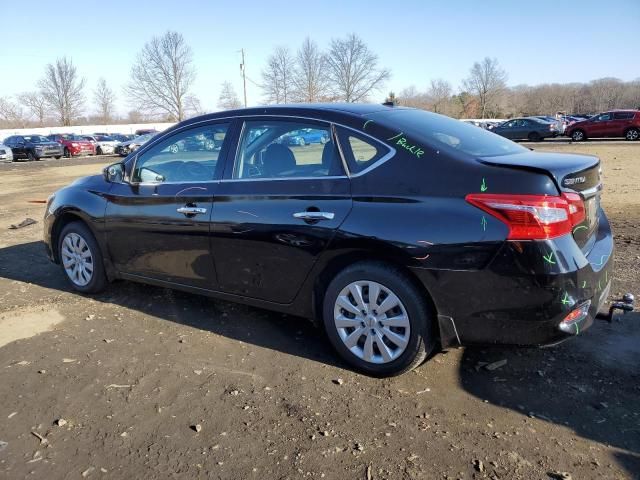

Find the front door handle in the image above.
[
  {"left": 177, "top": 206, "right": 207, "bottom": 216},
  {"left": 293, "top": 211, "right": 335, "bottom": 221}
]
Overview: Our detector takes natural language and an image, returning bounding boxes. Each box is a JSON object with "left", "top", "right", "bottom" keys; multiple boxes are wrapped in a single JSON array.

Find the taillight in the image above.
[{"left": 465, "top": 193, "right": 586, "bottom": 240}]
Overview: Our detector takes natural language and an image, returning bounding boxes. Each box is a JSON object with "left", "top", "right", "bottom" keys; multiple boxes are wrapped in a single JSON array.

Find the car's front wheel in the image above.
[
  {"left": 625, "top": 128, "right": 639, "bottom": 141},
  {"left": 322, "top": 262, "right": 435, "bottom": 376},
  {"left": 58, "top": 221, "right": 107, "bottom": 294},
  {"left": 63, "top": 148, "right": 70, "bottom": 158},
  {"left": 571, "top": 129, "right": 586, "bottom": 141}
]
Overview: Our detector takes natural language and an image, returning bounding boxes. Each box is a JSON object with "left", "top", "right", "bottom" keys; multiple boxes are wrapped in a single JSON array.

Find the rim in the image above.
[
  {"left": 573, "top": 131, "right": 583, "bottom": 140},
  {"left": 627, "top": 130, "right": 638, "bottom": 140},
  {"left": 61, "top": 232, "right": 94, "bottom": 287},
  {"left": 333, "top": 280, "right": 410, "bottom": 364}
]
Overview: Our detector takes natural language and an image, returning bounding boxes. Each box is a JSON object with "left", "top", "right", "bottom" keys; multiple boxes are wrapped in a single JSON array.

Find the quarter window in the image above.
[
  {"left": 613, "top": 112, "right": 634, "bottom": 120},
  {"left": 132, "top": 123, "right": 230, "bottom": 183},
  {"left": 233, "top": 120, "right": 340, "bottom": 179},
  {"left": 336, "top": 129, "right": 389, "bottom": 174}
]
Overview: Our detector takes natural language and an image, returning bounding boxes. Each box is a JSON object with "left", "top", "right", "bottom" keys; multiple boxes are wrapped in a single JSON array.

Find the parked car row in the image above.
[
  {"left": 1, "top": 132, "right": 141, "bottom": 161},
  {"left": 478, "top": 109, "right": 640, "bottom": 142}
]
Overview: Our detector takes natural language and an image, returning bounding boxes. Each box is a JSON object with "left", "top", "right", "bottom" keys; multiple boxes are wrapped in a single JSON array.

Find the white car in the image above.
[
  {"left": 0, "top": 142, "right": 14, "bottom": 162},
  {"left": 81, "top": 135, "right": 119, "bottom": 155}
]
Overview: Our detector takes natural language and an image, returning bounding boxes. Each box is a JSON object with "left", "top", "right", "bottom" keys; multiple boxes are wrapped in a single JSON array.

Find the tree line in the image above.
[
  {"left": 397, "top": 58, "right": 640, "bottom": 119},
  {"left": 1, "top": 31, "right": 639, "bottom": 130}
]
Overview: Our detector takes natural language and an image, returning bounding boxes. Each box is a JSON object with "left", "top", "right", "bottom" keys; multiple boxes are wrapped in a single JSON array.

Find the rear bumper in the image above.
[{"left": 411, "top": 209, "right": 614, "bottom": 347}]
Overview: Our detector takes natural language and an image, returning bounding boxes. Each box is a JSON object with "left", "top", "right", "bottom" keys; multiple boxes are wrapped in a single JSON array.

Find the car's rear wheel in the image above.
[
  {"left": 64, "top": 148, "right": 70, "bottom": 158},
  {"left": 58, "top": 222, "right": 107, "bottom": 293},
  {"left": 96, "top": 146, "right": 103, "bottom": 155},
  {"left": 322, "top": 261, "right": 434, "bottom": 376},
  {"left": 27, "top": 151, "right": 36, "bottom": 161},
  {"left": 527, "top": 132, "right": 541, "bottom": 142},
  {"left": 625, "top": 128, "right": 639, "bottom": 141},
  {"left": 571, "top": 129, "right": 586, "bottom": 141},
  {"left": 54, "top": 156, "right": 62, "bottom": 159}
]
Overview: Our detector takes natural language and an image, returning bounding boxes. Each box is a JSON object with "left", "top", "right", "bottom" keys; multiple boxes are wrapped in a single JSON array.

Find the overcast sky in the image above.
[{"left": 2, "top": 0, "right": 638, "bottom": 116}]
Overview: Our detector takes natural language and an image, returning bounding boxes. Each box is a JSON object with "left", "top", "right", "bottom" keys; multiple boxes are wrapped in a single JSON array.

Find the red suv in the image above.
[
  {"left": 47, "top": 134, "right": 96, "bottom": 157},
  {"left": 565, "top": 110, "right": 640, "bottom": 141}
]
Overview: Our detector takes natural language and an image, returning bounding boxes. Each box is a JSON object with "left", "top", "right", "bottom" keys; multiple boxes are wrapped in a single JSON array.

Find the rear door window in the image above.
[{"left": 233, "top": 120, "right": 341, "bottom": 179}]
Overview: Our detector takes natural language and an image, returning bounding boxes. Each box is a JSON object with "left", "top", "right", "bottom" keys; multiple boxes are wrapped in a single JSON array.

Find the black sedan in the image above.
[
  {"left": 492, "top": 117, "right": 557, "bottom": 141},
  {"left": 44, "top": 104, "right": 613, "bottom": 376}
]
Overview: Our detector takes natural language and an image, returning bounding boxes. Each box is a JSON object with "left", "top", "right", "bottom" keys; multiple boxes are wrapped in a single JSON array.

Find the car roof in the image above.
[{"left": 180, "top": 103, "right": 403, "bottom": 127}]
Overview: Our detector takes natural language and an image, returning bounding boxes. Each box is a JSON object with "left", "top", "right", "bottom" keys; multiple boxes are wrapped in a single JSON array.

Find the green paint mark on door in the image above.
[{"left": 480, "top": 178, "right": 487, "bottom": 192}]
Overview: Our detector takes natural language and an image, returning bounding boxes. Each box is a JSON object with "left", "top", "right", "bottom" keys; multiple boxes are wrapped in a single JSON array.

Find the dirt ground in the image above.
[{"left": 0, "top": 144, "right": 638, "bottom": 480}]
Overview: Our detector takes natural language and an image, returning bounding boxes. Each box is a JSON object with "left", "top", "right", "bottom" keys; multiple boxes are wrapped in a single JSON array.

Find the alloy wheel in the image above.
[
  {"left": 61, "top": 232, "right": 94, "bottom": 287},
  {"left": 333, "top": 280, "right": 410, "bottom": 364},
  {"left": 626, "top": 129, "right": 639, "bottom": 141}
]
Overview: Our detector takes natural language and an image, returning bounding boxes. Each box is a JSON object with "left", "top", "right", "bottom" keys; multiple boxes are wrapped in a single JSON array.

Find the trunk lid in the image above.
[{"left": 478, "top": 151, "right": 602, "bottom": 251}]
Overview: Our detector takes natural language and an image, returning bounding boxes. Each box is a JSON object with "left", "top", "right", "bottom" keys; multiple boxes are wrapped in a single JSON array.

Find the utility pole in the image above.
[{"left": 240, "top": 48, "right": 247, "bottom": 108}]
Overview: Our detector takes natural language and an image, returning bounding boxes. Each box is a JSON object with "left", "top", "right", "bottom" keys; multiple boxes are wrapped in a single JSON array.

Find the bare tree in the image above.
[
  {"left": 18, "top": 92, "right": 47, "bottom": 126},
  {"left": 426, "top": 79, "right": 453, "bottom": 114},
  {"left": 463, "top": 57, "right": 507, "bottom": 118},
  {"left": 218, "top": 81, "right": 242, "bottom": 110},
  {"left": 94, "top": 78, "right": 116, "bottom": 124},
  {"left": 396, "top": 86, "right": 427, "bottom": 109},
  {"left": 292, "top": 38, "right": 329, "bottom": 102},
  {"left": 262, "top": 46, "right": 295, "bottom": 104},
  {"left": 125, "top": 31, "right": 197, "bottom": 121},
  {"left": 0, "top": 96, "right": 27, "bottom": 128},
  {"left": 38, "top": 57, "right": 85, "bottom": 126},
  {"left": 325, "top": 34, "right": 390, "bottom": 102}
]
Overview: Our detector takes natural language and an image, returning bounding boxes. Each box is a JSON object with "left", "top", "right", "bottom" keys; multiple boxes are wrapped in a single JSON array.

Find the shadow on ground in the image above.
[
  {"left": 0, "top": 240, "right": 342, "bottom": 368},
  {"left": 459, "top": 315, "right": 640, "bottom": 477}
]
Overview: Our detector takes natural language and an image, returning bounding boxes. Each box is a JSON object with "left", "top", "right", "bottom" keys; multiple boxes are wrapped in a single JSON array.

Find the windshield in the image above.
[
  {"left": 372, "top": 109, "right": 527, "bottom": 157},
  {"left": 23, "top": 135, "right": 50, "bottom": 143},
  {"left": 60, "top": 134, "right": 84, "bottom": 141},
  {"left": 134, "top": 133, "right": 154, "bottom": 143}
]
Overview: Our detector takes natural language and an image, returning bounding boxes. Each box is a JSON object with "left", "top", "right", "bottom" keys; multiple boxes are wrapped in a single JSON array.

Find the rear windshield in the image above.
[{"left": 371, "top": 109, "right": 527, "bottom": 157}]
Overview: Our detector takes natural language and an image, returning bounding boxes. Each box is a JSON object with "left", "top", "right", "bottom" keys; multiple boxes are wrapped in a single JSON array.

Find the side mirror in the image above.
[{"left": 103, "top": 162, "right": 124, "bottom": 183}]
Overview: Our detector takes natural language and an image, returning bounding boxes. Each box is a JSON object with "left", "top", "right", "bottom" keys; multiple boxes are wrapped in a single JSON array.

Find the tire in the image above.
[
  {"left": 64, "top": 148, "right": 70, "bottom": 158},
  {"left": 27, "top": 151, "right": 36, "bottom": 161},
  {"left": 54, "top": 156, "right": 62, "bottom": 160},
  {"left": 169, "top": 144, "right": 179, "bottom": 154},
  {"left": 299, "top": 138, "right": 306, "bottom": 146},
  {"left": 527, "top": 132, "right": 541, "bottom": 142},
  {"left": 571, "top": 129, "right": 586, "bottom": 142},
  {"left": 625, "top": 128, "right": 639, "bottom": 141},
  {"left": 322, "top": 261, "right": 435, "bottom": 377},
  {"left": 96, "top": 146, "right": 102, "bottom": 155},
  {"left": 58, "top": 221, "right": 107, "bottom": 294}
]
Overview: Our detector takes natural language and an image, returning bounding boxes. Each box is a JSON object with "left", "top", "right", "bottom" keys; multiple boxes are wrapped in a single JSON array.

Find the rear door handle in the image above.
[
  {"left": 177, "top": 206, "right": 207, "bottom": 215},
  {"left": 293, "top": 211, "right": 335, "bottom": 221}
]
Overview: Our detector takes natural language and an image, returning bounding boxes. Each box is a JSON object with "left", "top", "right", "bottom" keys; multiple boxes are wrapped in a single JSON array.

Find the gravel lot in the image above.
[{"left": 0, "top": 145, "right": 638, "bottom": 480}]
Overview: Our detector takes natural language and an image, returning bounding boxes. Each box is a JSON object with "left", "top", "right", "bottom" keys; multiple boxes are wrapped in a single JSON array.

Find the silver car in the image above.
[
  {"left": 81, "top": 135, "right": 119, "bottom": 155},
  {"left": 0, "top": 142, "right": 14, "bottom": 162}
]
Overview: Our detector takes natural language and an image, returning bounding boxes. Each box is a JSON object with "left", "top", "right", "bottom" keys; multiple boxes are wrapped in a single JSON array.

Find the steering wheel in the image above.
[{"left": 178, "top": 161, "right": 210, "bottom": 180}]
